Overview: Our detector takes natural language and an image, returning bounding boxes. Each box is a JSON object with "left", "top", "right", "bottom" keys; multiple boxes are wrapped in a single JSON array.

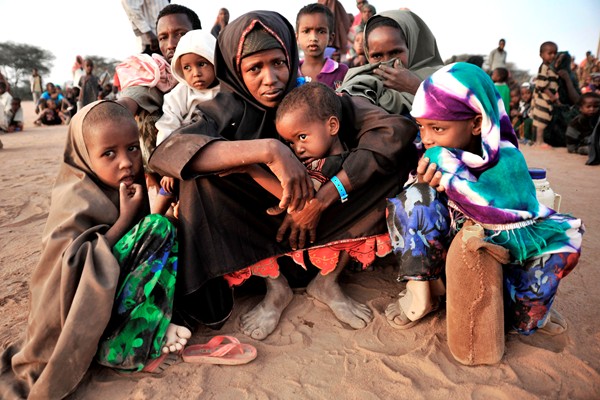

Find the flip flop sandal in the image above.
[
  {"left": 140, "top": 352, "right": 180, "bottom": 374},
  {"left": 182, "top": 335, "right": 257, "bottom": 365}
]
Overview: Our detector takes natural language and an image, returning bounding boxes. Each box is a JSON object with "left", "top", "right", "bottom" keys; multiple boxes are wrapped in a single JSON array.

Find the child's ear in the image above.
[
  {"left": 328, "top": 115, "right": 340, "bottom": 135},
  {"left": 472, "top": 115, "right": 483, "bottom": 135}
]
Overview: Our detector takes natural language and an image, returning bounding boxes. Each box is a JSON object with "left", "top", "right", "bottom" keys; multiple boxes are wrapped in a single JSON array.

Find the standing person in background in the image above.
[
  {"left": 210, "top": 7, "right": 229, "bottom": 38},
  {"left": 72, "top": 55, "right": 85, "bottom": 90},
  {"left": 318, "top": 0, "right": 351, "bottom": 60},
  {"left": 488, "top": 38, "right": 507, "bottom": 73},
  {"left": 30, "top": 68, "right": 43, "bottom": 106},
  {"left": 121, "top": 0, "right": 170, "bottom": 56},
  {"left": 78, "top": 59, "right": 100, "bottom": 110},
  {"left": 296, "top": 3, "right": 349, "bottom": 90}
]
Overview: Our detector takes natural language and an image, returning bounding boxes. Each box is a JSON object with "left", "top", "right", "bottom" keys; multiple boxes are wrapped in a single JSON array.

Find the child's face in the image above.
[
  {"left": 276, "top": 107, "right": 341, "bottom": 162},
  {"left": 296, "top": 13, "right": 332, "bottom": 58},
  {"left": 240, "top": 48, "right": 289, "bottom": 108},
  {"left": 84, "top": 62, "right": 93, "bottom": 73},
  {"left": 353, "top": 31, "right": 365, "bottom": 55},
  {"left": 520, "top": 87, "right": 532, "bottom": 102},
  {"left": 416, "top": 116, "right": 482, "bottom": 154},
  {"left": 47, "top": 100, "right": 56, "bottom": 109},
  {"left": 580, "top": 97, "right": 600, "bottom": 118},
  {"left": 10, "top": 101, "right": 20, "bottom": 112},
  {"left": 85, "top": 118, "right": 142, "bottom": 189},
  {"left": 540, "top": 45, "right": 557, "bottom": 65},
  {"left": 360, "top": 6, "right": 374, "bottom": 23},
  {"left": 180, "top": 53, "right": 216, "bottom": 90},
  {"left": 366, "top": 26, "right": 409, "bottom": 66}
]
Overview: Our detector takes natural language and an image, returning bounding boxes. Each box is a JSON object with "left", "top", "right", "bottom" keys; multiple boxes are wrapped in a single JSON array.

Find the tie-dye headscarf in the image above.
[{"left": 411, "top": 62, "right": 582, "bottom": 262}]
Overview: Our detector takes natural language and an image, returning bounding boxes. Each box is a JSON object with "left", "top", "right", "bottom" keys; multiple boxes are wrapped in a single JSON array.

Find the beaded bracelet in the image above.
[{"left": 330, "top": 176, "right": 348, "bottom": 203}]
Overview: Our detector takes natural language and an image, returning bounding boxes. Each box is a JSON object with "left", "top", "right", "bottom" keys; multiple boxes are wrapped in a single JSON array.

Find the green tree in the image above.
[{"left": 0, "top": 42, "right": 54, "bottom": 89}]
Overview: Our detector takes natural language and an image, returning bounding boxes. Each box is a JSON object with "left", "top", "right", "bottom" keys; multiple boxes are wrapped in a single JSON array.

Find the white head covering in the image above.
[{"left": 171, "top": 29, "right": 217, "bottom": 86}]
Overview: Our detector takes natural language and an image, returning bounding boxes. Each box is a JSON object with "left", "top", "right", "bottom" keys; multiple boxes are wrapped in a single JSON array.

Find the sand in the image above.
[{"left": 1, "top": 101, "right": 599, "bottom": 399}]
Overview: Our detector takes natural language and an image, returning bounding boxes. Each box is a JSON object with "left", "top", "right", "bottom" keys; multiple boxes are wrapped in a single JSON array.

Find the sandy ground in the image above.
[{"left": 1, "top": 101, "right": 599, "bottom": 399}]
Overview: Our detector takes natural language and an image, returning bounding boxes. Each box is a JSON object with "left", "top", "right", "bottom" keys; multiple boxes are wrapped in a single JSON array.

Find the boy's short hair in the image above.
[
  {"left": 493, "top": 67, "right": 509, "bottom": 83},
  {"left": 539, "top": 41, "right": 557, "bottom": 53},
  {"left": 296, "top": 3, "right": 334, "bottom": 34},
  {"left": 578, "top": 92, "right": 600, "bottom": 107},
  {"left": 276, "top": 82, "right": 342, "bottom": 124},
  {"left": 157, "top": 4, "right": 202, "bottom": 30}
]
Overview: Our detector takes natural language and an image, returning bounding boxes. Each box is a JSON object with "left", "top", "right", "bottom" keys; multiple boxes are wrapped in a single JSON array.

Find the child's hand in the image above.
[
  {"left": 160, "top": 176, "right": 176, "bottom": 194},
  {"left": 119, "top": 182, "right": 144, "bottom": 224},
  {"left": 417, "top": 157, "right": 445, "bottom": 192}
]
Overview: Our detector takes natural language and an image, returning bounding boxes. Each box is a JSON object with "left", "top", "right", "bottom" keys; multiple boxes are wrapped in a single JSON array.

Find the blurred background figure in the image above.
[
  {"left": 211, "top": 7, "right": 229, "bottom": 38},
  {"left": 121, "top": 0, "right": 170, "bottom": 55}
]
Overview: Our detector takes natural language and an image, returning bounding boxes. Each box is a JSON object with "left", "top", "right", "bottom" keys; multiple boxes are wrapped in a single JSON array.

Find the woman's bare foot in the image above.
[
  {"left": 162, "top": 323, "right": 192, "bottom": 353},
  {"left": 538, "top": 308, "right": 567, "bottom": 335},
  {"left": 240, "top": 274, "right": 293, "bottom": 340},
  {"left": 307, "top": 272, "right": 373, "bottom": 329}
]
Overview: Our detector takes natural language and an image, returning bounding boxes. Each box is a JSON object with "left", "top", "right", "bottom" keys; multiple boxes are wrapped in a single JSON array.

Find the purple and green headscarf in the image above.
[{"left": 411, "top": 63, "right": 582, "bottom": 262}]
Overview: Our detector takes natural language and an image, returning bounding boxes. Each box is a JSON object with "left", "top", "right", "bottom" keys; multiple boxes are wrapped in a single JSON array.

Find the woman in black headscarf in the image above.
[{"left": 150, "top": 10, "right": 418, "bottom": 339}]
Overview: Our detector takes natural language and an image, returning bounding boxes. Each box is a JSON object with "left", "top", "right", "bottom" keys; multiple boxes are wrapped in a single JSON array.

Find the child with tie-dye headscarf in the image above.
[{"left": 385, "top": 62, "right": 584, "bottom": 335}]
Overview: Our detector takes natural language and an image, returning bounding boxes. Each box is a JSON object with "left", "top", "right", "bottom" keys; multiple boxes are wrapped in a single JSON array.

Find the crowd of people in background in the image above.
[{"left": 2, "top": 0, "right": 598, "bottom": 162}]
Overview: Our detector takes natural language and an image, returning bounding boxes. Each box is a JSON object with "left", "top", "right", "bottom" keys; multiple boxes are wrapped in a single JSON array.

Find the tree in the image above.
[{"left": 0, "top": 42, "right": 54, "bottom": 89}]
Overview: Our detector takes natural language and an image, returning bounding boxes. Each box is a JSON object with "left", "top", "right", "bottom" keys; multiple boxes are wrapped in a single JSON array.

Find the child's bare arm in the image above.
[
  {"left": 105, "top": 183, "right": 145, "bottom": 246},
  {"left": 417, "top": 157, "right": 445, "bottom": 192},
  {"left": 246, "top": 165, "right": 284, "bottom": 200}
]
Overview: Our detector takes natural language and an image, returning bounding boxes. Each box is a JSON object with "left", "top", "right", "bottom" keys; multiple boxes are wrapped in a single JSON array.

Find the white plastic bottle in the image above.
[{"left": 528, "top": 168, "right": 561, "bottom": 211}]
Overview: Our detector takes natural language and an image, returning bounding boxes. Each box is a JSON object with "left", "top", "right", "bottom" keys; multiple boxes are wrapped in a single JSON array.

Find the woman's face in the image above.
[
  {"left": 366, "top": 26, "right": 409, "bottom": 66},
  {"left": 240, "top": 48, "right": 290, "bottom": 108}
]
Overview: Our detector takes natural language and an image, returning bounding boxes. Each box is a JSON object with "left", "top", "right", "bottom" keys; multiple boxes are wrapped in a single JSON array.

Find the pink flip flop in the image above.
[{"left": 182, "top": 335, "right": 257, "bottom": 365}]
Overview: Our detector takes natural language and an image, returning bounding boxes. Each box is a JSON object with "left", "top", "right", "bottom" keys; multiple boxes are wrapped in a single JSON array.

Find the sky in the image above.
[{"left": 0, "top": 0, "right": 598, "bottom": 87}]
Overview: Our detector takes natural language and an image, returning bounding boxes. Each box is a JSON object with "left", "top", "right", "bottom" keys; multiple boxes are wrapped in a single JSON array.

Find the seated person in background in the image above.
[
  {"left": 153, "top": 29, "right": 220, "bottom": 215},
  {"left": 0, "top": 81, "right": 13, "bottom": 132},
  {"left": 339, "top": 9, "right": 444, "bottom": 116},
  {"left": 386, "top": 62, "right": 583, "bottom": 336},
  {"left": 5, "top": 97, "right": 24, "bottom": 132},
  {"left": 34, "top": 99, "right": 67, "bottom": 126},
  {"left": 566, "top": 92, "right": 600, "bottom": 155},
  {"left": 36, "top": 82, "right": 66, "bottom": 113}
]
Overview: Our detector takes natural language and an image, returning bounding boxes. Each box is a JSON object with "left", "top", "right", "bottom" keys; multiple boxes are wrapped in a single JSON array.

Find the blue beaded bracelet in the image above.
[{"left": 330, "top": 176, "right": 348, "bottom": 203}]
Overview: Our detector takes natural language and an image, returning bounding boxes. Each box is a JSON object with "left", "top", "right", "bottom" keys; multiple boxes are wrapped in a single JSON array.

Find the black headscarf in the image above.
[{"left": 214, "top": 10, "right": 299, "bottom": 112}]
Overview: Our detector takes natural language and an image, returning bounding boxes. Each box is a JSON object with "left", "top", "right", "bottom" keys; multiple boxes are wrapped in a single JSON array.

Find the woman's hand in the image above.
[
  {"left": 276, "top": 197, "right": 325, "bottom": 250},
  {"left": 373, "top": 59, "right": 422, "bottom": 95},
  {"left": 266, "top": 142, "right": 314, "bottom": 213},
  {"left": 417, "top": 157, "right": 445, "bottom": 192}
]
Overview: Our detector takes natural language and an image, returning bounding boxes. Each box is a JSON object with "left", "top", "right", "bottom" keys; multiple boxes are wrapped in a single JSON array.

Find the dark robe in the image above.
[{"left": 149, "top": 11, "right": 418, "bottom": 328}]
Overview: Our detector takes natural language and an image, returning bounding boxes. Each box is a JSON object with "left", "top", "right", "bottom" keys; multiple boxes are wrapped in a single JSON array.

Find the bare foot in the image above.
[
  {"left": 538, "top": 308, "right": 567, "bottom": 335},
  {"left": 306, "top": 272, "right": 373, "bottom": 329},
  {"left": 162, "top": 323, "right": 192, "bottom": 354},
  {"left": 240, "top": 275, "right": 293, "bottom": 340}
]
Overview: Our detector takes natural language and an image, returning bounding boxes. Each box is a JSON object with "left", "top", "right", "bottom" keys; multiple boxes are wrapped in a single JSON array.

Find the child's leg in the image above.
[
  {"left": 97, "top": 214, "right": 182, "bottom": 371},
  {"left": 504, "top": 251, "right": 579, "bottom": 335},
  {"left": 385, "top": 183, "right": 451, "bottom": 328}
]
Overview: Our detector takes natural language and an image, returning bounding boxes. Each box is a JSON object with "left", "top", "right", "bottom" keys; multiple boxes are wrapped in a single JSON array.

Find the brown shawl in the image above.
[{"left": 2, "top": 101, "right": 147, "bottom": 399}]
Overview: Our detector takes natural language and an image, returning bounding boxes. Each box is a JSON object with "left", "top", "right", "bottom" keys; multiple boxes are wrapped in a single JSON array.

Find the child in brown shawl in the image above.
[{"left": 1, "top": 101, "right": 185, "bottom": 399}]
